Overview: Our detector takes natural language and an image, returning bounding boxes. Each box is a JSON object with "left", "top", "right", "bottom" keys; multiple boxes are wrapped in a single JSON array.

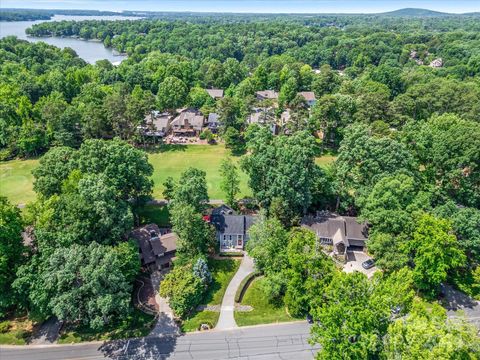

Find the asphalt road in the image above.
[{"left": 1, "top": 322, "right": 318, "bottom": 360}]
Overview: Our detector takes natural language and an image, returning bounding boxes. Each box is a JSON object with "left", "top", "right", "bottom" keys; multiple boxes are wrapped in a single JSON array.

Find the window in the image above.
[{"left": 237, "top": 239, "right": 243, "bottom": 247}]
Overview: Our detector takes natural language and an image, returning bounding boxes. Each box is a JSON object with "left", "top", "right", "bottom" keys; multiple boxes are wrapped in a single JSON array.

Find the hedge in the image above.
[{"left": 235, "top": 272, "right": 260, "bottom": 303}]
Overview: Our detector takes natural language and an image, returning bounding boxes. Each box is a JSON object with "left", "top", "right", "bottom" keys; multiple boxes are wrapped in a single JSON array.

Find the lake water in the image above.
[{"left": 0, "top": 15, "right": 140, "bottom": 64}]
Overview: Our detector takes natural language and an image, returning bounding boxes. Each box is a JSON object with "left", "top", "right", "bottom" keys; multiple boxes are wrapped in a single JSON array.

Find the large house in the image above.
[
  {"left": 171, "top": 108, "right": 205, "bottom": 136},
  {"left": 130, "top": 224, "right": 178, "bottom": 271},
  {"left": 205, "top": 88, "right": 224, "bottom": 99},
  {"left": 142, "top": 111, "right": 172, "bottom": 137},
  {"left": 302, "top": 212, "right": 368, "bottom": 255},
  {"left": 256, "top": 90, "right": 279, "bottom": 101},
  {"left": 247, "top": 107, "right": 278, "bottom": 134},
  {"left": 210, "top": 205, "right": 257, "bottom": 252}
]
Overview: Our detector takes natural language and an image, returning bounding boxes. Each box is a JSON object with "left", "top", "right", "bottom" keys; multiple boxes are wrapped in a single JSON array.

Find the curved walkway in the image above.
[{"left": 215, "top": 254, "right": 254, "bottom": 330}]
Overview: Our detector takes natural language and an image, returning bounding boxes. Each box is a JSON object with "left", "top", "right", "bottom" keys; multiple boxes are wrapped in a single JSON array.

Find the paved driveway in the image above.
[
  {"left": 343, "top": 251, "right": 377, "bottom": 278},
  {"left": 150, "top": 270, "right": 180, "bottom": 336},
  {"left": 443, "top": 284, "right": 480, "bottom": 329},
  {"left": 215, "top": 254, "right": 255, "bottom": 330}
]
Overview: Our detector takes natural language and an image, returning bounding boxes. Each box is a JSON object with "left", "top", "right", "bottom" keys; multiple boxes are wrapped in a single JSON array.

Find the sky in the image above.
[{"left": 2, "top": 0, "right": 480, "bottom": 14}]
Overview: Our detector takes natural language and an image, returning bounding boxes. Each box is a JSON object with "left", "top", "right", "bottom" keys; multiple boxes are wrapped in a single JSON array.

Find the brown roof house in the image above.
[
  {"left": 130, "top": 224, "right": 178, "bottom": 271},
  {"left": 297, "top": 91, "right": 316, "bottom": 107},
  {"left": 256, "top": 90, "right": 279, "bottom": 101},
  {"left": 205, "top": 88, "right": 224, "bottom": 99},
  {"left": 302, "top": 212, "right": 368, "bottom": 255},
  {"left": 171, "top": 108, "right": 205, "bottom": 136}
]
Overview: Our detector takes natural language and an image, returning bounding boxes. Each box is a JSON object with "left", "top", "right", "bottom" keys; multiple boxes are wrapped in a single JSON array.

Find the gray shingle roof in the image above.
[{"left": 211, "top": 214, "right": 257, "bottom": 236}]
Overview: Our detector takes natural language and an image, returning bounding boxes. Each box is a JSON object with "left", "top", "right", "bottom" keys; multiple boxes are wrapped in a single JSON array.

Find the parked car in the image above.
[
  {"left": 306, "top": 314, "right": 314, "bottom": 324},
  {"left": 362, "top": 259, "right": 375, "bottom": 269}
]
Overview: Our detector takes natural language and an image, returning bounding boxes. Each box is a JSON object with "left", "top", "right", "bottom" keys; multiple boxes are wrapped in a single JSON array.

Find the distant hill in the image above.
[{"left": 380, "top": 8, "right": 451, "bottom": 17}]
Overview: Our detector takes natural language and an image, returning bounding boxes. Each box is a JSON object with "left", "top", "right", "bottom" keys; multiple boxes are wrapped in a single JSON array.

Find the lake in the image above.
[{"left": 0, "top": 15, "right": 140, "bottom": 64}]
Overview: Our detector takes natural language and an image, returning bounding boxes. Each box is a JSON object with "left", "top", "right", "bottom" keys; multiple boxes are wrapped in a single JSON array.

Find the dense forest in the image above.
[{"left": 1, "top": 13, "right": 479, "bottom": 356}]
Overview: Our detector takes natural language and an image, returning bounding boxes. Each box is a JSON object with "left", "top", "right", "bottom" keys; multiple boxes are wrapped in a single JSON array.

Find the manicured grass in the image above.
[
  {"left": 204, "top": 258, "right": 240, "bottom": 305},
  {"left": 137, "top": 204, "right": 171, "bottom": 227},
  {"left": 148, "top": 145, "right": 250, "bottom": 200},
  {"left": 234, "top": 277, "right": 295, "bottom": 327},
  {"left": 0, "top": 159, "right": 38, "bottom": 206},
  {"left": 181, "top": 310, "right": 219, "bottom": 333},
  {"left": 57, "top": 308, "right": 155, "bottom": 344},
  {"left": 181, "top": 258, "right": 240, "bottom": 332},
  {"left": 0, "top": 317, "right": 33, "bottom": 345},
  {"left": 0, "top": 145, "right": 336, "bottom": 205}
]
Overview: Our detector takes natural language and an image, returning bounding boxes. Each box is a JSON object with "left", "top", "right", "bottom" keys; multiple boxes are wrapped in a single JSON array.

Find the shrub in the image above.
[{"left": 0, "top": 321, "right": 11, "bottom": 333}]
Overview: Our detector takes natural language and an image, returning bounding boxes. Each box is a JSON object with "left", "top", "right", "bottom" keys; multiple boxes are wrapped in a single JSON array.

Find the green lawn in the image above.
[
  {"left": 0, "top": 145, "right": 336, "bottom": 205},
  {"left": 148, "top": 145, "right": 250, "bottom": 200},
  {"left": 0, "top": 159, "right": 38, "bottom": 205},
  {"left": 234, "top": 277, "right": 295, "bottom": 327},
  {"left": 181, "top": 258, "right": 240, "bottom": 332},
  {"left": 137, "top": 204, "right": 171, "bottom": 227},
  {"left": 57, "top": 308, "right": 155, "bottom": 344}
]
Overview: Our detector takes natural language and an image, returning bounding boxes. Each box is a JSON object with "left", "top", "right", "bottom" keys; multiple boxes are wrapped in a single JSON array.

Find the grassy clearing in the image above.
[
  {"left": 0, "top": 159, "right": 38, "bottom": 205},
  {"left": 181, "top": 258, "right": 240, "bottom": 332},
  {"left": 137, "top": 204, "right": 171, "bottom": 227},
  {"left": 234, "top": 277, "right": 295, "bottom": 327},
  {"left": 57, "top": 308, "right": 155, "bottom": 344},
  {"left": 0, "top": 145, "right": 336, "bottom": 205},
  {"left": 0, "top": 317, "right": 34, "bottom": 345}
]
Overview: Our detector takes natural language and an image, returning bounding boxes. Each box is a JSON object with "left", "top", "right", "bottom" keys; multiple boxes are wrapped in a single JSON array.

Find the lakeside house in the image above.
[
  {"left": 130, "top": 224, "right": 178, "bottom": 271},
  {"left": 302, "top": 212, "right": 369, "bottom": 255},
  {"left": 171, "top": 108, "right": 205, "bottom": 136},
  {"left": 142, "top": 111, "right": 173, "bottom": 137}
]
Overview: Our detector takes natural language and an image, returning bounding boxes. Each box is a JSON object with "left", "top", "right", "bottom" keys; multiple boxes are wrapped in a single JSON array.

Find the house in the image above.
[
  {"left": 207, "top": 112, "right": 220, "bottom": 133},
  {"left": 298, "top": 91, "right": 316, "bottom": 107},
  {"left": 429, "top": 58, "right": 443, "bottom": 68},
  {"left": 205, "top": 88, "right": 224, "bottom": 99},
  {"left": 247, "top": 108, "right": 277, "bottom": 134},
  {"left": 142, "top": 111, "right": 172, "bottom": 137},
  {"left": 171, "top": 108, "right": 205, "bottom": 136},
  {"left": 256, "top": 90, "right": 279, "bottom": 101},
  {"left": 210, "top": 206, "right": 257, "bottom": 251},
  {"left": 302, "top": 212, "right": 368, "bottom": 255},
  {"left": 130, "top": 224, "right": 178, "bottom": 271}
]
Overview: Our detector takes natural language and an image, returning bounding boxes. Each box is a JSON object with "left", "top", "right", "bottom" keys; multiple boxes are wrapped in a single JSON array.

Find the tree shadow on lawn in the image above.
[{"left": 146, "top": 144, "right": 187, "bottom": 154}]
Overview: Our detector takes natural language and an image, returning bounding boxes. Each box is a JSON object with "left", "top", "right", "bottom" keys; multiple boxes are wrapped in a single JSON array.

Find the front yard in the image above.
[
  {"left": 57, "top": 309, "right": 156, "bottom": 344},
  {"left": 234, "top": 277, "right": 295, "bottom": 327},
  {"left": 0, "top": 316, "right": 34, "bottom": 345},
  {"left": 181, "top": 258, "right": 240, "bottom": 332}
]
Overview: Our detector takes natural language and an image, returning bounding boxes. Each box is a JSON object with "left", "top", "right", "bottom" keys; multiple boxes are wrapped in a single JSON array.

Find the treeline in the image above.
[
  {"left": 0, "top": 8, "right": 129, "bottom": 21},
  {"left": 1, "top": 28, "right": 480, "bottom": 159}
]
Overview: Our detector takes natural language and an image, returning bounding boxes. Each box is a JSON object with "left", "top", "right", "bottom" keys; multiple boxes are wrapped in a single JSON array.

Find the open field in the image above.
[{"left": 0, "top": 145, "right": 336, "bottom": 205}]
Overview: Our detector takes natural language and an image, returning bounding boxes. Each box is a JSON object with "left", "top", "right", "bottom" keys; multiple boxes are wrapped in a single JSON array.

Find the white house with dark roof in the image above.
[
  {"left": 207, "top": 112, "right": 220, "bottom": 133},
  {"left": 301, "top": 212, "right": 369, "bottom": 255},
  {"left": 210, "top": 206, "right": 257, "bottom": 251}
]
